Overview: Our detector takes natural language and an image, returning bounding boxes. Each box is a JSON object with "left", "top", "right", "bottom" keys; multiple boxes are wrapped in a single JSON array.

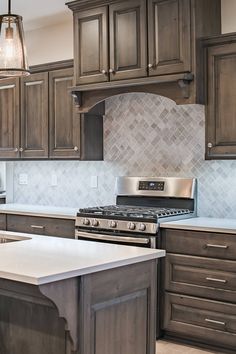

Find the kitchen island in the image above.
[{"left": 0, "top": 232, "right": 165, "bottom": 354}]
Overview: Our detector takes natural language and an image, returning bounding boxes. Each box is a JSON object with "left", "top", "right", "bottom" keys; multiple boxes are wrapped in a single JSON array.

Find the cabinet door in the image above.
[
  {"left": 74, "top": 6, "right": 108, "bottom": 85},
  {"left": 206, "top": 42, "right": 236, "bottom": 159},
  {"left": 148, "top": 0, "right": 191, "bottom": 76},
  {"left": 21, "top": 73, "right": 49, "bottom": 158},
  {"left": 109, "top": 0, "right": 147, "bottom": 81},
  {"left": 0, "top": 78, "right": 20, "bottom": 158},
  {"left": 49, "top": 68, "right": 80, "bottom": 159}
]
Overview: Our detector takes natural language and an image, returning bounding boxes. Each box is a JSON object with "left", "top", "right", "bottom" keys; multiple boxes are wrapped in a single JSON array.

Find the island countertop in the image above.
[
  {"left": 0, "top": 231, "right": 165, "bottom": 285},
  {"left": 160, "top": 216, "right": 236, "bottom": 234}
]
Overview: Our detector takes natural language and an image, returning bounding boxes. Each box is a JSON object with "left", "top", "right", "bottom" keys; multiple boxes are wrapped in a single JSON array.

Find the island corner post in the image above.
[{"left": 0, "top": 259, "right": 157, "bottom": 354}]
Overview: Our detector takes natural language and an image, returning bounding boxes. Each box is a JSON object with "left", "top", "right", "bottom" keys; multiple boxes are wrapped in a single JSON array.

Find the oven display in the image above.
[{"left": 138, "top": 181, "right": 165, "bottom": 191}]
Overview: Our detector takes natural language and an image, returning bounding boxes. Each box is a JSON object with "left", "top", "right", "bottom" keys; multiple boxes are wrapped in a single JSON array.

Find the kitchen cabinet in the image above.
[
  {"left": 0, "top": 60, "right": 104, "bottom": 160},
  {"left": 21, "top": 72, "right": 49, "bottom": 158},
  {"left": 203, "top": 33, "right": 236, "bottom": 159},
  {"left": 148, "top": 0, "right": 191, "bottom": 76},
  {"left": 0, "top": 78, "right": 20, "bottom": 158},
  {"left": 68, "top": 0, "right": 221, "bottom": 110},
  {"left": 3, "top": 213, "right": 75, "bottom": 239},
  {"left": 49, "top": 68, "right": 80, "bottom": 158},
  {"left": 161, "top": 228, "right": 236, "bottom": 353}
]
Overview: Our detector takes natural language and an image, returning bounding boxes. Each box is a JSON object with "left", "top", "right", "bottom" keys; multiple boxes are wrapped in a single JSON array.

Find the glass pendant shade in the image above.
[{"left": 0, "top": 13, "right": 29, "bottom": 76}]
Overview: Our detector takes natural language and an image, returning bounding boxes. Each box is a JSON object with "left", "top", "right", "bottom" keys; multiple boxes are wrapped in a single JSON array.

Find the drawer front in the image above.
[
  {"left": 163, "top": 229, "right": 236, "bottom": 260},
  {"left": 0, "top": 214, "right": 6, "bottom": 230},
  {"left": 163, "top": 293, "right": 236, "bottom": 350},
  {"left": 7, "top": 214, "right": 75, "bottom": 239},
  {"left": 164, "top": 254, "right": 236, "bottom": 303}
]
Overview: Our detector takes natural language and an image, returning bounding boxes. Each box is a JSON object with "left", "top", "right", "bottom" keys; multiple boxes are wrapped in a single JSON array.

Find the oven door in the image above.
[{"left": 75, "top": 230, "right": 156, "bottom": 248}]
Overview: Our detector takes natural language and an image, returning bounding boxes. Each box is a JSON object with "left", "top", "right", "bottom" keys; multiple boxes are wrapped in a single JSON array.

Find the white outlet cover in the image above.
[
  {"left": 19, "top": 173, "right": 28, "bottom": 185},
  {"left": 90, "top": 176, "right": 98, "bottom": 188},
  {"left": 51, "top": 174, "right": 58, "bottom": 187}
]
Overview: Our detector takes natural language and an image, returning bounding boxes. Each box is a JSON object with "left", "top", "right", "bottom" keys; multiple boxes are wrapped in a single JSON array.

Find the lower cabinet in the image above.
[
  {"left": 161, "top": 229, "right": 236, "bottom": 353},
  {"left": 2, "top": 213, "right": 75, "bottom": 239}
]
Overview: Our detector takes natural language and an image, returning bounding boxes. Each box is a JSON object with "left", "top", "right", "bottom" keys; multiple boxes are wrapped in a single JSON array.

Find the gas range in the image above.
[{"left": 75, "top": 177, "right": 197, "bottom": 246}]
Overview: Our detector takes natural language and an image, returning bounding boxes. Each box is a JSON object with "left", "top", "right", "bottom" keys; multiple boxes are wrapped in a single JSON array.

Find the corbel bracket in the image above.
[{"left": 178, "top": 73, "right": 194, "bottom": 98}]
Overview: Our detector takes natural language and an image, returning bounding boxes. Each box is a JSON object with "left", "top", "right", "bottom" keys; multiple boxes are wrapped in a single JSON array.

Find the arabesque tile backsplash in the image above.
[{"left": 10, "top": 93, "right": 236, "bottom": 218}]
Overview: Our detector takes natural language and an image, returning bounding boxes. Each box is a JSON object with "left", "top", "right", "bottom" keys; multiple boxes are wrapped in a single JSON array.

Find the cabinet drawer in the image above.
[
  {"left": 163, "top": 293, "right": 236, "bottom": 351},
  {"left": 163, "top": 229, "right": 236, "bottom": 260},
  {"left": 0, "top": 214, "right": 6, "bottom": 230},
  {"left": 7, "top": 214, "right": 75, "bottom": 239},
  {"left": 165, "top": 254, "right": 236, "bottom": 303}
]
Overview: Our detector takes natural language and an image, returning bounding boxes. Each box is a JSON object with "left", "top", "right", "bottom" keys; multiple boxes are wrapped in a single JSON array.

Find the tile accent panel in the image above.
[{"left": 10, "top": 93, "right": 236, "bottom": 218}]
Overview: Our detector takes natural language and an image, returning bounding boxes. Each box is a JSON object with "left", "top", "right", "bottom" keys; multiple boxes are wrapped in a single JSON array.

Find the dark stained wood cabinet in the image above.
[
  {"left": 0, "top": 78, "right": 20, "bottom": 158},
  {"left": 148, "top": 0, "right": 191, "bottom": 76},
  {"left": 109, "top": 0, "right": 147, "bottom": 81},
  {"left": 161, "top": 228, "right": 236, "bottom": 353},
  {"left": 21, "top": 72, "right": 49, "bottom": 158},
  {"left": 6, "top": 214, "right": 75, "bottom": 238},
  {"left": 203, "top": 34, "right": 236, "bottom": 159},
  {"left": 74, "top": 6, "right": 108, "bottom": 85},
  {"left": 49, "top": 68, "right": 80, "bottom": 159}
]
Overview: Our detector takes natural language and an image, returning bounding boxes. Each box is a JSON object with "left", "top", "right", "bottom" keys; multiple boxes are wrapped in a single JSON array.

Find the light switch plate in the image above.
[
  {"left": 51, "top": 174, "right": 58, "bottom": 187},
  {"left": 90, "top": 176, "right": 98, "bottom": 188},
  {"left": 19, "top": 173, "right": 28, "bottom": 185}
]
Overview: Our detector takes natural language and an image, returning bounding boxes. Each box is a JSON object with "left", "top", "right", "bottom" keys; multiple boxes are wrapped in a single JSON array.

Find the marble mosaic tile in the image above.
[{"left": 10, "top": 93, "right": 236, "bottom": 218}]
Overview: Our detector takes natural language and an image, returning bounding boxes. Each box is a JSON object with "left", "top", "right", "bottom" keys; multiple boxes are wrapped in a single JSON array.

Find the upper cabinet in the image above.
[
  {"left": 67, "top": 0, "right": 221, "bottom": 111},
  {"left": 75, "top": 6, "right": 108, "bottom": 84},
  {"left": 203, "top": 34, "right": 236, "bottom": 159},
  {"left": 0, "top": 78, "right": 20, "bottom": 158},
  {"left": 148, "top": 0, "right": 191, "bottom": 76},
  {"left": 109, "top": 0, "right": 147, "bottom": 80},
  {"left": 0, "top": 61, "right": 104, "bottom": 161}
]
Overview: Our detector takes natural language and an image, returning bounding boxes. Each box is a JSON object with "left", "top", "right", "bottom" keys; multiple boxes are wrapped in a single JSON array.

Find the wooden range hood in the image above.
[{"left": 67, "top": 0, "right": 221, "bottom": 113}]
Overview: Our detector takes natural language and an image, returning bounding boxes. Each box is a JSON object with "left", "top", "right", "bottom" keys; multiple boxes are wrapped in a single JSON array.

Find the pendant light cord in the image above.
[{"left": 8, "top": 0, "right": 11, "bottom": 14}]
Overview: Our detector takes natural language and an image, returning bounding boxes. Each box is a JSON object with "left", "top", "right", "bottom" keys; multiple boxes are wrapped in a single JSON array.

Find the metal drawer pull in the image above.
[
  {"left": 205, "top": 318, "right": 226, "bottom": 326},
  {"left": 206, "top": 244, "right": 228, "bottom": 249},
  {"left": 75, "top": 231, "right": 149, "bottom": 244},
  {"left": 31, "top": 225, "right": 45, "bottom": 229},
  {"left": 206, "top": 277, "right": 227, "bottom": 283}
]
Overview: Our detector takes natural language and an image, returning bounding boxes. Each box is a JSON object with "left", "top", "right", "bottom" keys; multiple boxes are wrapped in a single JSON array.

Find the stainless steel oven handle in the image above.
[{"left": 75, "top": 231, "right": 150, "bottom": 244}]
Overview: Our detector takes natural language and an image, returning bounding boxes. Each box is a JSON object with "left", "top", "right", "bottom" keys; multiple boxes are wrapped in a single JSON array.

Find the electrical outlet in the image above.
[
  {"left": 51, "top": 174, "right": 58, "bottom": 187},
  {"left": 90, "top": 176, "right": 98, "bottom": 188},
  {"left": 19, "top": 173, "right": 28, "bottom": 185}
]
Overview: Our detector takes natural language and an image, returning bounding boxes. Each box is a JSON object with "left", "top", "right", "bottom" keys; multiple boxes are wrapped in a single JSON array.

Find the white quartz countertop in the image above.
[
  {"left": 0, "top": 231, "right": 165, "bottom": 285},
  {"left": 161, "top": 217, "right": 236, "bottom": 234},
  {"left": 0, "top": 203, "right": 78, "bottom": 219}
]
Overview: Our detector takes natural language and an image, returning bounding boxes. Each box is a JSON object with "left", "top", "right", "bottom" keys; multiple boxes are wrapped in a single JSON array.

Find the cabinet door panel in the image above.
[
  {"left": 148, "top": 0, "right": 191, "bottom": 76},
  {"left": 75, "top": 6, "right": 108, "bottom": 85},
  {"left": 206, "top": 42, "right": 236, "bottom": 158},
  {"left": 0, "top": 78, "right": 20, "bottom": 158},
  {"left": 109, "top": 0, "right": 147, "bottom": 81},
  {"left": 49, "top": 68, "right": 80, "bottom": 159},
  {"left": 21, "top": 73, "right": 48, "bottom": 158}
]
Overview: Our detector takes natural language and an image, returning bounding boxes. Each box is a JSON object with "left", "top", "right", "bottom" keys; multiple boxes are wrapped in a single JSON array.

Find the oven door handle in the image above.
[{"left": 75, "top": 231, "right": 150, "bottom": 245}]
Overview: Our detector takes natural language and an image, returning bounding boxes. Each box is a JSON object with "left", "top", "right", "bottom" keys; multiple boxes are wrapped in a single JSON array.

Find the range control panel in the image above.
[{"left": 138, "top": 181, "right": 165, "bottom": 191}]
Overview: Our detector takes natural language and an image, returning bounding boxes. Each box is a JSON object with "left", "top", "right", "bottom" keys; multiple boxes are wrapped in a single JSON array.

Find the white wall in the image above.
[
  {"left": 25, "top": 19, "right": 73, "bottom": 65},
  {"left": 221, "top": 0, "right": 236, "bottom": 33}
]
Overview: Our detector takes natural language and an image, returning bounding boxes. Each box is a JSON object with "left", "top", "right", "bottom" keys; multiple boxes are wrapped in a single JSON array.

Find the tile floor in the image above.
[{"left": 156, "top": 340, "right": 225, "bottom": 354}]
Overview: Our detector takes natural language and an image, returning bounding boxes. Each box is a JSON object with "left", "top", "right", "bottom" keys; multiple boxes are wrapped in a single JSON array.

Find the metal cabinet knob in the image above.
[
  {"left": 14, "top": 148, "right": 18, "bottom": 152},
  {"left": 207, "top": 142, "right": 213, "bottom": 148},
  {"left": 148, "top": 63, "right": 153, "bottom": 68},
  {"left": 101, "top": 69, "right": 107, "bottom": 74},
  {"left": 74, "top": 146, "right": 79, "bottom": 152},
  {"left": 19, "top": 147, "right": 24, "bottom": 152},
  {"left": 109, "top": 68, "right": 114, "bottom": 74}
]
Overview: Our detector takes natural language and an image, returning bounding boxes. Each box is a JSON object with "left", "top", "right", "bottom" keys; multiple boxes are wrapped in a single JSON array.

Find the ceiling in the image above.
[{"left": 0, "top": 0, "right": 72, "bottom": 31}]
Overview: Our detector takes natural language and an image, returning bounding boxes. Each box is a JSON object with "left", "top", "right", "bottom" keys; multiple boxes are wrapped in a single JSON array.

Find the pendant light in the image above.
[{"left": 0, "top": 0, "right": 29, "bottom": 76}]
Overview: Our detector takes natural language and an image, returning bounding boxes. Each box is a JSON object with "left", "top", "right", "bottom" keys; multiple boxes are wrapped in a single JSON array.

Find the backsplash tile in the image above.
[{"left": 11, "top": 93, "right": 236, "bottom": 218}]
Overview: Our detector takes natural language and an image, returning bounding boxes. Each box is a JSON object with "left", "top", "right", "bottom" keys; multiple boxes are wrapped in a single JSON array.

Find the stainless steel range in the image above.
[{"left": 75, "top": 177, "right": 197, "bottom": 248}]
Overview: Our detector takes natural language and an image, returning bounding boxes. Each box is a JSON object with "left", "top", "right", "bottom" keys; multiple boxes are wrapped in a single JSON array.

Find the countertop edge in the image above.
[{"left": 0, "top": 209, "right": 76, "bottom": 220}]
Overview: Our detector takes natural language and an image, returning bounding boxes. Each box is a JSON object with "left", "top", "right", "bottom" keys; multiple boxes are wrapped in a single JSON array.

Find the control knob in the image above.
[
  {"left": 109, "top": 220, "right": 117, "bottom": 228},
  {"left": 82, "top": 218, "right": 90, "bottom": 226},
  {"left": 92, "top": 219, "right": 99, "bottom": 227},
  {"left": 138, "top": 223, "right": 146, "bottom": 231},
  {"left": 128, "top": 222, "right": 136, "bottom": 230}
]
